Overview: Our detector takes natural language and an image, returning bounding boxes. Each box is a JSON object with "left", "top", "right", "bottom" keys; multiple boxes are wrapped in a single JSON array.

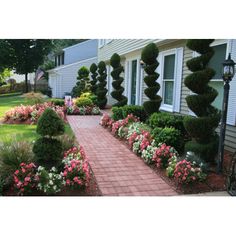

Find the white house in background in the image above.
[
  {"left": 98, "top": 39, "right": 236, "bottom": 153},
  {"left": 48, "top": 39, "right": 98, "bottom": 98}
]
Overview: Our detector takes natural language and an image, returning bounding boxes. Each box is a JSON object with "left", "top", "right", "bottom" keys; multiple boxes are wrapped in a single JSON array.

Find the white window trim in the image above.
[
  {"left": 158, "top": 48, "right": 183, "bottom": 113},
  {"left": 98, "top": 39, "right": 105, "bottom": 49},
  {"left": 127, "top": 57, "right": 142, "bottom": 105}
]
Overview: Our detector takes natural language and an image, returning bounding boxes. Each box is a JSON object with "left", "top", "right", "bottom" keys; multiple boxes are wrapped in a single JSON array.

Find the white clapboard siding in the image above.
[{"left": 48, "top": 57, "right": 97, "bottom": 98}]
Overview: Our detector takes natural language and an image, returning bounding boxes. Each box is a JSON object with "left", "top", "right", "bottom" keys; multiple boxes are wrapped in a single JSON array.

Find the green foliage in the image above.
[
  {"left": 36, "top": 108, "right": 65, "bottom": 137},
  {"left": 75, "top": 97, "right": 93, "bottom": 107},
  {"left": 23, "top": 92, "right": 45, "bottom": 105},
  {"left": 184, "top": 39, "right": 220, "bottom": 162},
  {"left": 0, "top": 68, "right": 11, "bottom": 86},
  {"left": 57, "top": 134, "right": 76, "bottom": 152},
  {"left": 0, "top": 39, "right": 53, "bottom": 93},
  {"left": 148, "top": 112, "right": 187, "bottom": 137},
  {"left": 33, "top": 137, "right": 63, "bottom": 169},
  {"left": 185, "top": 151, "right": 208, "bottom": 173},
  {"left": 111, "top": 105, "right": 147, "bottom": 122},
  {"left": 96, "top": 61, "right": 108, "bottom": 109},
  {"left": 151, "top": 127, "right": 182, "bottom": 152},
  {"left": 0, "top": 140, "right": 33, "bottom": 183},
  {"left": 73, "top": 66, "right": 91, "bottom": 97},
  {"left": 112, "top": 107, "right": 124, "bottom": 120},
  {"left": 110, "top": 53, "right": 127, "bottom": 107},
  {"left": 50, "top": 98, "right": 65, "bottom": 106},
  {"left": 90, "top": 63, "right": 98, "bottom": 94},
  {"left": 141, "top": 43, "right": 162, "bottom": 115},
  {"left": 122, "top": 105, "right": 147, "bottom": 122}
]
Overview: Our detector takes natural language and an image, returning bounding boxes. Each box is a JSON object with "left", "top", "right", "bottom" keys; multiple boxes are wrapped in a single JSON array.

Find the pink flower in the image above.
[{"left": 14, "top": 170, "right": 19, "bottom": 175}]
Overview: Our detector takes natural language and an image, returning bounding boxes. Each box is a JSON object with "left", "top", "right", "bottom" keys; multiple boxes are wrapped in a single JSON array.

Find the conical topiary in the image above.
[
  {"left": 184, "top": 39, "right": 221, "bottom": 162},
  {"left": 96, "top": 61, "right": 108, "bottom": 109},
  {"left": 141, "top": 43, "right": 162, "bottom": 115},
  {"left": 90, "top": 63, "right": 98, "bottom": 94},
  {"left": 36, "top": 108, "right": 65, "bottom": 137},
  {"left": 110, "top": 53, "right": 127, "bottom": 107},
  {"left": 33, "top": 108, "right": 65, "bottom": 169}
]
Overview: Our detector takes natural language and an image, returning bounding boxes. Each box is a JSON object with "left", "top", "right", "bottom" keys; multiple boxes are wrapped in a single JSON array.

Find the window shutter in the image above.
[
  {"left": 227, "top": 39, "right": 236, "bottom": 126},
  {"left": 174, "top": 47, "right": 183, "bottom": 112},
  {"left": 124, "top": 60, "right": 129, "bottom": 98}
]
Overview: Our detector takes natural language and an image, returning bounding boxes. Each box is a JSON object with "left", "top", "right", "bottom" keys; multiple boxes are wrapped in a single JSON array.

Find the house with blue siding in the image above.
[{"left": 48, "top": 39, "right": 98, "bottom": 98}]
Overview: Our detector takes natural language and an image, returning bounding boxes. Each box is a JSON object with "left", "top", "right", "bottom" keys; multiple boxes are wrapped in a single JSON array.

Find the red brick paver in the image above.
[{"left": 67, "top": 115, "right": 177, "bottom": 196}]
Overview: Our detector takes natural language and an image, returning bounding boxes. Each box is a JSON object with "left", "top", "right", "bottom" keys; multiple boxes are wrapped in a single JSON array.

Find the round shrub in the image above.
[
  {"left": 75, "top": 97, "right": 93, "bottom": 107},
  {"left": 33, "top": 137, "right": 63, "bottom": 169},
  {"left": 110, "top": 53, "right": 127, "bottom": 107},
  {"left": 151, "top": 127, "right": 183, "bottom": 153},
  {"left": 36, "top": 108, "right": 65, "bottom": 137},
  {"left": 122, "top": 105, "right": 147, "bottom": 122},
  {"left": 141, "top": 43, "right": 162, "bottom": 115},
  {"left": 50, "top": 98, "right": 64, "bottom": 107},
  {"left": 111, "top": 107, "right": 124, "bottom": 121}
]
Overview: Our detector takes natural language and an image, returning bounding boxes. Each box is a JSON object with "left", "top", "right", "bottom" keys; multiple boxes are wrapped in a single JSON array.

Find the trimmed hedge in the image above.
[
  {"left": 50, "top": 98, "right": 64, "bottom": 107},
  {"left": 90, "top": 63, "right": 98, "bottom": 94},
  {"left": 111, "top": 105, "right": 147, "bottom": 122}
]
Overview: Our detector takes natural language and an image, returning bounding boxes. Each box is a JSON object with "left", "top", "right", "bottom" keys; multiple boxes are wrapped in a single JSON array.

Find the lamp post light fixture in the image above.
[
  {"left": 217, "top": 53, "right": 236, "bottom": 174},
  {"left": 140, "top": 59, "right": 146, "bottom": 68}
]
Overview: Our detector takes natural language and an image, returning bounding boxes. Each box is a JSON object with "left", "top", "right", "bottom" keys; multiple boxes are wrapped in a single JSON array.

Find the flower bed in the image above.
[
  {"left": 100, "top": 113, "right": 226, "bottom": 194},
  {"left": 2, "top": 145, "right": 101, "bottom": 196},
  {"left": 4, "top": 102, "right": 65, "bottom": 124}
]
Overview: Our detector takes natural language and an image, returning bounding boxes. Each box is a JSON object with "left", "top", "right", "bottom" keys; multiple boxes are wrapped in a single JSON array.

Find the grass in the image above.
[
  {"left": 0, "top": 124, "right": 74, "bottom": 143},
  {"left": 0, "top": 93, "right": 74, "bottom": 143},
  {"left": 0, "top": 94, "right": 29, "bottom": 118}
]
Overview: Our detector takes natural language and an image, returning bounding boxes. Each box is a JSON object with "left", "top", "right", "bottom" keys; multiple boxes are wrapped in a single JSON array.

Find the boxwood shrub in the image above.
[{"left": 50, "top": 98, "right": 65, "bottom": 107}]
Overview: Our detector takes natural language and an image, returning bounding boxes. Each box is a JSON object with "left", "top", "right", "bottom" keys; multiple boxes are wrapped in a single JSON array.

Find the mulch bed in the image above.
[
  {"left": 2, "top": 165, "right": 102, "bottom": 197},
  {"left": 102, "top": 126, "right": 229, "bottom": 195}
]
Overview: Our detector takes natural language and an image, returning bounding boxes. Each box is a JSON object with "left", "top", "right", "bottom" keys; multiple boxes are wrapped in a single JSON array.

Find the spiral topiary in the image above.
[
  {"left": 72, "top": 66, "right": 90, "bottom": 97},
  {"left": 110, "top": 53, "right": 128, "bottom": 107},
  {"left": 96, "top": 61, "right": 108, "bottom": 109},
  {"left": 184, "top": 39, "right": 221, "bottom": 162},
  {"left": 141, "top": 43, "right": 162, "bottom": 115},
  {"left": 90, "top": 63, "right": 98, "bottom": 94}
]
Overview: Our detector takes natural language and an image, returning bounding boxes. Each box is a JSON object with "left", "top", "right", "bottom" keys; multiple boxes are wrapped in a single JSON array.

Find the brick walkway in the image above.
[{"left": 67, "top": 115, "right": 177, "bottom": 196}]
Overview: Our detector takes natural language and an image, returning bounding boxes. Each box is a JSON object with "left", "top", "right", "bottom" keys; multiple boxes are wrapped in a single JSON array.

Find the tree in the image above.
[
  {"left": 96, "top": 61, "right": 107, "bottom": 109},
  {"left": 110, "top": 53, "right": 127, "bottom": 107},
  {"left": 90, "top": 63, "right": 98, "bottom": 94},
  {"left": 141, "top": 43, "right": 162, "bottom": 115},
  {"left": 0, "top": 68, "right": 11, "bottom": 86},
  {"left": 0, "top": 39, "right": 53, "bottom": 93},
  {"left": 184, "top": 39, "right": 221, "bottom": 162},
  {"left": 72, "top": 66, "right": 90, "bottom": 97}
]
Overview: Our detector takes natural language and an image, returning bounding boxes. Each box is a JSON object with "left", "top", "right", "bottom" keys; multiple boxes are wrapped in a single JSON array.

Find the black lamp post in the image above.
[{"left": 217, "top": 53, "right": 235, "bottom": 174}]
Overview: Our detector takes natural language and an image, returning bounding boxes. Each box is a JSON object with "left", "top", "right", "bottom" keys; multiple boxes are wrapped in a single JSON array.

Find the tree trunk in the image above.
[{"left": 25, "top": 73, "right": 28, "bottom": 93}]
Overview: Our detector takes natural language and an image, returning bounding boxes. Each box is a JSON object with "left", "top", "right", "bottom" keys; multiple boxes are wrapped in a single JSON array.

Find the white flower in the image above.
[{"left": 49, "top": 180, "right": 53, "bottom": 185}]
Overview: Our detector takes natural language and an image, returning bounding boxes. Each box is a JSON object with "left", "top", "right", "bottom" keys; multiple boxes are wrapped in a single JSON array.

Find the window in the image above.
[
  {"left": 208, "top": 43, "right": 227, "bottom": 110},
  {"left": 131, "top": 60, "right": 137, "bottom": 105},
  {"left": 54, "top": 52, "right": 65, "bottom": 67},
  {"left": 163, "top": 54, "right": 176, "bottom": 105}
]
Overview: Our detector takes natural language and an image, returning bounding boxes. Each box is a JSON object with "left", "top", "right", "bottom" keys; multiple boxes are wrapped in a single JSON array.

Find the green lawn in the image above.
[
  {"left": 0, "top": 94, "right": 29, "bottom": 118},
  {"left": 0, "top": 124, "right": 74, "bottom": 143},
  {"left": 0, "top": 94, "right": 74, "bottom": 143}
]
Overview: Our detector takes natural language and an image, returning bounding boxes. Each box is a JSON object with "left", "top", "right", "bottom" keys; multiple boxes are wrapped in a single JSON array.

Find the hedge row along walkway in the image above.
[{"left": 67, "top": 115, "right": 177, "bottom": 196}]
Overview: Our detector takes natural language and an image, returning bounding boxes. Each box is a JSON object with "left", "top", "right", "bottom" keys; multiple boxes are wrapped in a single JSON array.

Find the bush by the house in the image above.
[
  {"left": 110, "top": 53, "right": 127, "bottom": 107},
  {"left": 75, "top": 97, "right": 93, "bottom": 107},
  {"left": 151, "top": 127, "right": 183, "bottom": 153},
  {"left": 33, "top": 108, "right": 65, "bottom": 169},
  {"left": 141, "top": 43, "right": 162, "bottom": 115},
  {"left": 50, "top": 98, "right": 65, "bottom": 107},
  {"left": 66, "top": 105, "right": 100, "bottom": 116},
  {"left": 141, "top": 142, "right": 157, "bottom": 164},
  {"left": 184, "top": 39, "right": 220, "bottom": 162},
  {"left": 132, "top": 131, "right": 152, "bottom": 155},
  {"left": 112, "top": 105, "right": 147, "bottom": 122},
  {"left": 148, "top": 112, "right": 188, "bottom": 137}
]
